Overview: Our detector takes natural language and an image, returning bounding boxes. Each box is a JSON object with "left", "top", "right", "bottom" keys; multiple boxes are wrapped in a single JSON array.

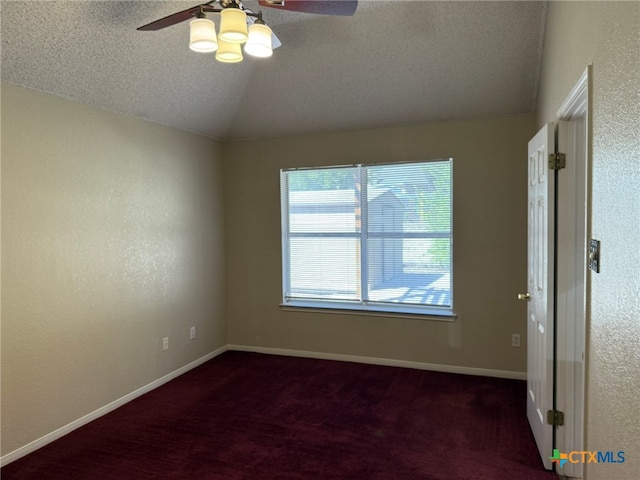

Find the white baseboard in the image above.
[
  {"left": 0, "top": 346, "right": 228, "bottom": 467},
  {"left": 228, "top": 344, "right": 527, "bottom": 381}
]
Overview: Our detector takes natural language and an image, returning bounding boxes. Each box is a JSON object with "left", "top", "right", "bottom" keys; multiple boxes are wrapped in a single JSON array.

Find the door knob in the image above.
[{"left": 517, "top": 293, "right": 531, "bottom": 301}]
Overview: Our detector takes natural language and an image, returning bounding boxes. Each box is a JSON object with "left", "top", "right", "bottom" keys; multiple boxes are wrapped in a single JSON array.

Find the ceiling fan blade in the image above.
[
  {"left": 137, "top": 2, "right": 214, "bottom": 31},
  {"left": 271, "top": 30, "right": 282, "bottom": 49},
  {"left": 258, "top": 0, "right": 357, "bottom": 16}
]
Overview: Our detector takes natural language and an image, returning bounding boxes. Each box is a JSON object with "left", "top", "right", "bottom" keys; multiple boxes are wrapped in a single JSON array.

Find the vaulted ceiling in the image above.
[{"left": 1, "top": 1, "right": 547, "bottom": 140}]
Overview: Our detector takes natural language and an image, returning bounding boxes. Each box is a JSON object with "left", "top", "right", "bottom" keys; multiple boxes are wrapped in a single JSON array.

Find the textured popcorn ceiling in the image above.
[{"left": 1, "top": 1, "right": 547, "bottom": 140}]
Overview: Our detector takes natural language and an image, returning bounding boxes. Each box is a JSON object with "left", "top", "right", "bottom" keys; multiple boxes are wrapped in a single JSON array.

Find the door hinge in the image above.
[
  {"left": 549, "top": 152, "right": 566, "bottom": 170},
  {"left": 547, "top": 409, "right": 565, "bottom": 426}
]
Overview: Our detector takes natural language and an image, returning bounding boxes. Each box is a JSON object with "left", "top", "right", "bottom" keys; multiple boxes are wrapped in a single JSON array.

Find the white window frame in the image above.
[{"left": 280, "top": 160, "right": 455, "bottom": 320}]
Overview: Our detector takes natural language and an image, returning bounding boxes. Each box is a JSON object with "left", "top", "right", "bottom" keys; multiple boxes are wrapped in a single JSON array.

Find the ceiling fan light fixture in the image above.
[
  {"left": 216, "top": 38, "right": 243, "bottom": 63},
  {"left": 219, "top": 8, "right": 248, "bottom": 43},
  {"left": 189, "top": 18, "right": 218, "bottom": 53},
  {"left": 244, "top": 23, "right": 273, "bottom": 58}
]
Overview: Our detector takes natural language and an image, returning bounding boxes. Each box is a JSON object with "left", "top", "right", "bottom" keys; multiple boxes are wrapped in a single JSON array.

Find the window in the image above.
[{"left": 281, "top": 160, "right": 453, "bottom": 317}]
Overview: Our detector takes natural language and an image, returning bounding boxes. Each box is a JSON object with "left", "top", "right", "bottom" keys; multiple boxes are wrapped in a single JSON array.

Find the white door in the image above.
[{"left": 524, "top": 123, "right": 555, "bottom": 470}]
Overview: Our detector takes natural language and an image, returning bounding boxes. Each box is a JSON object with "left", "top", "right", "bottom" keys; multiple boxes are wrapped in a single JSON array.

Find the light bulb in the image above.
[
  {"left": 216, "top": 38, "right": 243, "bottom": 63},
  {"left": 244, "top": 23, "right": 273, "bottom": 58},
  {"left": 219, "top": 8, "right": 248, "bottom": 44},
  {"left": 189, "top": 18, "right": 218, "bottom": 53}
]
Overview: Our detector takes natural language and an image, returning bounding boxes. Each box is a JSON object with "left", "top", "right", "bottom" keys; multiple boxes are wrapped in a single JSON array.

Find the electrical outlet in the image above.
[
  {"left": 190, "top": 327, "right": 196, "bottom": 339},
  {"left": 162, "top": 337, "right": 169, "bottom": 351},
  {"left": 511, "top": 334, "right": 521, "bottom": 347}
]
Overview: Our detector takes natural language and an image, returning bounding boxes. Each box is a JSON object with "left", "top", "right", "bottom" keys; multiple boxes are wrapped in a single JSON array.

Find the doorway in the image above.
[
  {"left": 525, "top": 66, "right": 590, "bottom": 479},
  {"left": 554, "top": 66, "right": 591, "bottom": 480}
]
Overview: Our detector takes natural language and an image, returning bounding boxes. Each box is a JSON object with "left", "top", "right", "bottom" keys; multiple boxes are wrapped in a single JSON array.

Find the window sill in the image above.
[{"left": 280, "top": 301, "right": 457, "bottom": 322}]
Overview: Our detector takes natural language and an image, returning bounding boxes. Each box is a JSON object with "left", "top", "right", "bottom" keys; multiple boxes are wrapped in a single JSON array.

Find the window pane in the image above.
[
  {"left": 282, "top": 160, "right": 453, "bottom": 312},
  {"left": 286, "top": 168, "right": 359, "bottom": 233},
  {"left": 287, "top": 237, "right": 360, "bottom": 301},
  {"left": 367, "top": 238, "right": 451, "bottom": 307},
  {"left": 367, "top": 162, "right": 451, "bottom": 233}
]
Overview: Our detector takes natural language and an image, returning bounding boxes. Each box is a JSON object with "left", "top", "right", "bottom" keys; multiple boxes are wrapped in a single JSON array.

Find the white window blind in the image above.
[{"left": 281, "top": 160, "right": 452, "bottom": 313}]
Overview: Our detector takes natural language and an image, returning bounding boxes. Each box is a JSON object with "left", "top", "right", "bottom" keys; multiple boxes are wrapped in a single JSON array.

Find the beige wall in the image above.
[
  {"left": 2, "top": 85, "right": 535, "bottom": 460},
  {"left": 537, "top": 2, "right": 640, "bottom": 479},
  {"left": 1, "top": 84, "right": 226, "bottom": 456},
  {"left": 222, "top": 114, "right": 535, "bottom": 373}
]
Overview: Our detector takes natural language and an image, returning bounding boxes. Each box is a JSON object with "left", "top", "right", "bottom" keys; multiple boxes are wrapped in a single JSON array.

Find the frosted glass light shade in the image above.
[
  {"left": 189, "top": 18, "right": 218, "bottom": 52},
  {"left": 216, "top": 38, "right": 243, "bottom": 63},
  {"left": 244, "top": 23, "right": 273, "bottom": 58},
  {"left": 219, "top": 8, "right": 248, "bottom": 43}
]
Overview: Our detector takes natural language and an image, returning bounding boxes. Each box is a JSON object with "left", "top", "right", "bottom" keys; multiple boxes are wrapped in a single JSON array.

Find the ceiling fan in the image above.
[{"left": 137, "top": 0, "right": 358, "bottom": 63}]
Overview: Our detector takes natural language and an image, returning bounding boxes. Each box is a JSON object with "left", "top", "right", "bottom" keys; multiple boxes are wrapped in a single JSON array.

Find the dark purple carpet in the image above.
[{"left": 2, "top": 351, "right": 556, "bottom": 479}]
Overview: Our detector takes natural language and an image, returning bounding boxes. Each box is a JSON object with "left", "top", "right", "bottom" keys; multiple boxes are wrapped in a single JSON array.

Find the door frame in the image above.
[{"left": 554, "top": 65, "right": 591, "bottom": 479}]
